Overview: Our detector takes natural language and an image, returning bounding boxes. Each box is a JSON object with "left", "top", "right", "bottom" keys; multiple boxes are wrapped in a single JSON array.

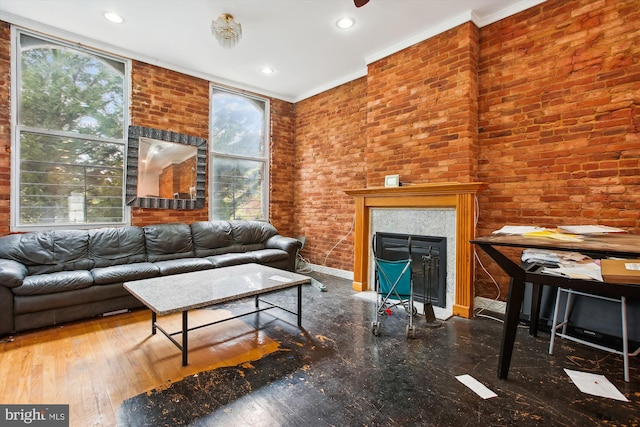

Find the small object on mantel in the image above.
[
  {"left": 384, "top": 174, "right": 401, "bottom": 188},
  {"left": 601, "top": 259, "right": 640, "bottom": 284}
]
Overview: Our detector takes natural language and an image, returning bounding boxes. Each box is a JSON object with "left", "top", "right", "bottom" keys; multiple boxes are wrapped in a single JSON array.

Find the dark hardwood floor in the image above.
[{"left": 2, "top": 271, "right": 638, "bottom": 426}]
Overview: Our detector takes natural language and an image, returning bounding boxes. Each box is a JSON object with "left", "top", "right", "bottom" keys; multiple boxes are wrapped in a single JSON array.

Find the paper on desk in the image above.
[
  {"left": 541, "top": 262, "right": 603, "bottom": 281},
  {"left": 493, "top": 225, "right": 546, "bottom": 235},
  {"left": 564, "top": 369, "right": 628, "bottom": 402},
  {"left": 455, "top": 374, "right": 497, "bottom": 399},
  {"left": 558, "top": 225, "right": 627, "bottom": 234},
  {"left": 523, "top": 230, "right": 583, "bottom": 241}
]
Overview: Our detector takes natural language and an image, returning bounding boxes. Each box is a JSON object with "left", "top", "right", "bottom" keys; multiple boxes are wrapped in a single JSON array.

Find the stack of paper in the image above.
[
  {"left": 523, "top": 230, "right": 583, "bottom": 242},
  {"left": 541, "top": 262, "right": 603, "bottom": 281},
  {"left": 492, "top": 225, "right": 546, "bottom": 235},
  {"left": 521, "top": 249, "right": 589, "bottom": 265},
  {"left": 558, "top": 225, "right": 627, "bottom": 234}
]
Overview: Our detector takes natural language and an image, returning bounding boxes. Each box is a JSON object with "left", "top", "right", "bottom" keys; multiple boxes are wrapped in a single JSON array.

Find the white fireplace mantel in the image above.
[{"left": 345, "top": 182, "right": 486, "bottom": 319}]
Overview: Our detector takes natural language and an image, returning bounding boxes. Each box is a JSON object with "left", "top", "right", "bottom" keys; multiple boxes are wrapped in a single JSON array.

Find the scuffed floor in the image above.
[{"left": 118, "top": 272, "right": 639, "bottom": 426}]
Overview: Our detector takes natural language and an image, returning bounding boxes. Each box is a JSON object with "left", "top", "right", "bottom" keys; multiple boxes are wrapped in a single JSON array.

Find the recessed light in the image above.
[
  {"left": 104, "top": 12, "right": 124, "bottom": 24},
  {"left": 260, "top": 66, "right": 274, "bottom": 75},
  {"left": 336, "top": 17, "right": 355, "bottom": 29}
]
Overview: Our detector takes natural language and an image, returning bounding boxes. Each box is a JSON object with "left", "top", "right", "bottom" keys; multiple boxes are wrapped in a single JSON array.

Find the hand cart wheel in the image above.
[
  {"left": 406, "top": 324, "right": 416, "bottom": 339},
  {"left": 371, "top": 321, "right": 381, "bottom": 336}
]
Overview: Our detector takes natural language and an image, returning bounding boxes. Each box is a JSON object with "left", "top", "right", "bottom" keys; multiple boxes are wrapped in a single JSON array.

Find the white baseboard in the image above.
[
  {"left": 307, "top": 263, "right": 354, "bottom": 281},
  {"left": 474, "top": 296, "right": 506, "bottom": 314}
]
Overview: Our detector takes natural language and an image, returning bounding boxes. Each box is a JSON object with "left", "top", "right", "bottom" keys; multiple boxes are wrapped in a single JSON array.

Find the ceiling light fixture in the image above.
[
  {"left": 336, "top": 17, "right": 355, "bottom": 29},
  {"left": 104, "top": 12, "right": 124, "bottom": 24},
  {"left": 212, "top": 14, "right": 242, "bottom": 49},
  {"left": 260, "top": 66, "right": 274, "bottom": 75}
]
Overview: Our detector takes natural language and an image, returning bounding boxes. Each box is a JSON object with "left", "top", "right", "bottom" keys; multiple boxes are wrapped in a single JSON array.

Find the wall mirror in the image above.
[{"left": 126, "top": 126, "right": 207, "bottom": 209}]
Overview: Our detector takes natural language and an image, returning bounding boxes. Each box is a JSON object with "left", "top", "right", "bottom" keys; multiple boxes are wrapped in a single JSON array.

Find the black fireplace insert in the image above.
[{"left": 373, "top": 232, "right": 447, "bottom": 308}]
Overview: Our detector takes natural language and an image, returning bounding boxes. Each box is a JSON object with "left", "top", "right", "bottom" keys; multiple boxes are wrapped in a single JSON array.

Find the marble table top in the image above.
[{"left": 124, "top": 263, "right": 311, "bottom": 315}]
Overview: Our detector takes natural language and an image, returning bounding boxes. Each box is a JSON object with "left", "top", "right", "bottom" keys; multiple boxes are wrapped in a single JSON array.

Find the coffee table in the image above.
[{"left": 124, "top": 263, "right": 311, "bottom": 366}]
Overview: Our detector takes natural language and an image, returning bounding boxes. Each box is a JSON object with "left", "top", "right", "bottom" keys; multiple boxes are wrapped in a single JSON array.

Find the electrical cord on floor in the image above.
[
  {"left": 322, "top": 217, "right": 355, "bottom": 266},
  {"left": 473, "top": 194, "right": 506, "bottom": 321},
  {"left": 296, "top": 253, "right": 313, "bottom": 274}
]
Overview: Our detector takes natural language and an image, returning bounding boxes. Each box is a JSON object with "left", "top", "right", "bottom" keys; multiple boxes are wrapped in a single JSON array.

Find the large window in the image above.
[
  {"left": 12, "top": 31, "right": 128, "bottom": 230},
  {"left": 210, "top": 87, "right": 269, "bottom": 220}
]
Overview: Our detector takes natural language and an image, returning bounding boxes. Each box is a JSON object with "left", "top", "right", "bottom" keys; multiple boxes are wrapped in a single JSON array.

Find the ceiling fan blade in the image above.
[{"left": 354, "top": 0, "right": 370, "bottom": 7}]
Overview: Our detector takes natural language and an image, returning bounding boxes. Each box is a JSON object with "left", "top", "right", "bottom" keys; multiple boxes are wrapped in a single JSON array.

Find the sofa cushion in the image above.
[
  {"left": 144, "top": 223, "right": 195, "bottom": 262},
  {"left": 252, "top": 249, "right": 290, "bottom": 264},
  {"left": 0, "top": 259, "right": 28, "bottom": 288},
  {"left": 14, "top": 283, "right": 136, "bottom": 315},
  {"left": 191, "top": 221, "right": 234, "bottom": 256},
  {"left": 89, "top": 226, "right": 147, "bottom": 267},
  {"left": 206, "top": 252, "right": 258, "bottom": 268},
  {"left": 230, "top": 220, "right": 278, "bottom": 245},
  {"left": 154, "top": 258, "right": 213, "bottom": 275},
  {"left": 91, "top": 262, "right": 159, "bottom": 285},
  {"left": 0, "top": 230, "right": 93, "bottom": 275},
  {"left": 12, "top": 270, "right": 94, "bottom": 296}
]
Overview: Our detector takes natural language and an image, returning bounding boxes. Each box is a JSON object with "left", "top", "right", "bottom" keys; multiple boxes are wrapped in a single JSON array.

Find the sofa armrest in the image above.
[
  {"left": 265, "top": 235, "right": 302, "bottom": 256},
  {"left": 0, "top": 259, "right": 28, "bottom": 288}
]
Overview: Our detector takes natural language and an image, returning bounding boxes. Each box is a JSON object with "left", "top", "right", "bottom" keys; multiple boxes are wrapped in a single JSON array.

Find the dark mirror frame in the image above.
[{"left": 126, "top": 125, "right": 207, "bottom": 210}]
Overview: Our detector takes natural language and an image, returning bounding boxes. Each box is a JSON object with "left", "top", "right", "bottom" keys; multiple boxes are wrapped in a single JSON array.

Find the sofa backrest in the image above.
[
  {"left": 230, "top": 220, "right": 278, "bottom": 245},
  {"left": 191, "top": 220, "right": 279, "bottom": 256},
  {"left": 191, "top": 220, "right": 234, "bottom": 257},
  {"left": 89, "top": 226, "right": 147, "bottom": 268},
  {"left": 0, "top": 230, "right": 93, "bottom": 275},
  {"left": 143, "top": 223, "right": 195, "bottom": 262}
]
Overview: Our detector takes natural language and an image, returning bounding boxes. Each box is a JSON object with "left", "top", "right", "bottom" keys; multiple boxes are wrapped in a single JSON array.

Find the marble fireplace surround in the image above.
[{"left": 345, "top": 182, "right": 485, "bottom": 319}]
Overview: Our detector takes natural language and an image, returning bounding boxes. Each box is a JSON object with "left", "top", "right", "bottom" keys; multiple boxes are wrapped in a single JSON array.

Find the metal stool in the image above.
[{"left": 549, "top": 288, "right": 639, "bottom": 382}]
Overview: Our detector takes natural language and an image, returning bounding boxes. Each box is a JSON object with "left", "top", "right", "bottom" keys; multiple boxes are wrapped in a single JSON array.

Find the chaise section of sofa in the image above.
[{"left": 0, "top": 220, "right": 301, "bottom": 336}]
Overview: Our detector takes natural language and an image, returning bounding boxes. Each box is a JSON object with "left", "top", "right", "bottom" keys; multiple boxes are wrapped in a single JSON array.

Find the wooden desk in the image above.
[{"left": 471, "top": 233, "right": 640, "bottom": 379}]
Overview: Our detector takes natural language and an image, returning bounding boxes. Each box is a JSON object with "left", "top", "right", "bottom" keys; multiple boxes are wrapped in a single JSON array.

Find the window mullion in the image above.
[{"left": 18, "top": 126, "right": 125, "bottom": 146}]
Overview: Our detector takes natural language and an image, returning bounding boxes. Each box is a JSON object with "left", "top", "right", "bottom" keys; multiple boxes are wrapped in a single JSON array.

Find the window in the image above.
[
  {"left": 12, "top": 31, "right": 128, "bottom": 230},
  {"left": 210, "top": 87, "right": 269, "bottom": 220}
]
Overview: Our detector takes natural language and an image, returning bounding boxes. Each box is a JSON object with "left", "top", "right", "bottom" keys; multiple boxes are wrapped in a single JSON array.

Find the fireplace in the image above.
[
  {"left": 374, "top": 232, "right": 447, "bottom": 308},
  {"left": 345, "top": 182, "right": 486, "bottom": 319}
]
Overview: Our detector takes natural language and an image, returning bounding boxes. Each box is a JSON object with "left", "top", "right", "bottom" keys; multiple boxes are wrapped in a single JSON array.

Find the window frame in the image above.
[
  {"left": 10, "top": 27, "right": 131, "bottom": 232},
  {"left": 209, "top": 85, "right": 270, "bottom": 221}
]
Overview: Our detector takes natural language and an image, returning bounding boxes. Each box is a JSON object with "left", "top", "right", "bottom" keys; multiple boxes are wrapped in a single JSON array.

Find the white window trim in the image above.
[
  {"left": 209, "top": 84, "right": 270, "bottom": 221},
  {"left": 10, "top": 26, "right": 132, "bottom": 232}
]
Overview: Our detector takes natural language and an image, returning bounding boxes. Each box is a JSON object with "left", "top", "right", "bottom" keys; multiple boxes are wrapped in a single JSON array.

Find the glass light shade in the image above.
[{"left": 212, "top": 14, "right": 242, "bottom": 49}]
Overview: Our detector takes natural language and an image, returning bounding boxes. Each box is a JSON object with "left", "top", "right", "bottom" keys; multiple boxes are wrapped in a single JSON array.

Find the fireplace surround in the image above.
[{"left": 345, "top": 182, "right": 485, "bottom": 318}]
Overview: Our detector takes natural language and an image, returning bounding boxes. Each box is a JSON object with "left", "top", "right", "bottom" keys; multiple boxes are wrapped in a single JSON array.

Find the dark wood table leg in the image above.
[
  {"left": 473, "top": 243, "right": 527, "bottom": 380},
  {"left": 152, "top": 311, "right": 157, "bottom": 335},
  {"left": 182, "top": 311, "right": 188, "bottom": 367},
  {"left": 498, "top": 276, "right": 526, "bottom": 379},
  {"left": 529, "top": 282, "right": 542, "bottom": 337}
]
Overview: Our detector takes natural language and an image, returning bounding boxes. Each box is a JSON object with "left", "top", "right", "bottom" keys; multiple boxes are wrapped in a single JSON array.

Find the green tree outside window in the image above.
[{"left": 16, "top": 33, "right": 127, "bottom": 227}]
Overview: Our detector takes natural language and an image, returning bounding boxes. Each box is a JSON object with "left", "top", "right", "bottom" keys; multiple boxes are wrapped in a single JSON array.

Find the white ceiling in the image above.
[{"left": 0, "top": 0, "right": 545, "bottom": 102}]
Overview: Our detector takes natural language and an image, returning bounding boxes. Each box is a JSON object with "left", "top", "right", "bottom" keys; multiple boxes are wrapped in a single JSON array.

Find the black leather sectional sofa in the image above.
[{"left": 0, "top": 220, "right": 302, "bottom": 336}]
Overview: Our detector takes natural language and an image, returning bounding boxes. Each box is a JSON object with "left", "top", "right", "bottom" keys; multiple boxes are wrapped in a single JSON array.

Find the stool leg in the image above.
[
  {"left": 561, "top": 290, "right": 574, "bottom": 336},
  {"left": 549, "top": 287, "right": 563, "bottom": 355},
  {"left": 621, "top": 296, "right": 629, "bottom": 382}
]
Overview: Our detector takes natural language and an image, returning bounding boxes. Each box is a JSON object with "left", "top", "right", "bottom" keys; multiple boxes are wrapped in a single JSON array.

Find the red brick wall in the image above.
[
  {"left": 366, "top": 22, "right": 480, "bottom": 186},
  {"left": 269, "top": 98, "right": 296, "bottom": 237},
  {"left": 293, "top": 23, "right": 480, "bottom": 271},
  {"left": 293, "top": 0, "right": 638, "bottom": 300},
  {"left": 130, "top": 61, "right": 210, "bottom": 226},
  {"left": 0, "top": 22, "right": 10, "bottom": 236},
  {"left": 474, "top": 0, "right": 640, "bottom": 298},
  {"left": 294, "top": 79, "right": 367, "bottom": 270}
]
